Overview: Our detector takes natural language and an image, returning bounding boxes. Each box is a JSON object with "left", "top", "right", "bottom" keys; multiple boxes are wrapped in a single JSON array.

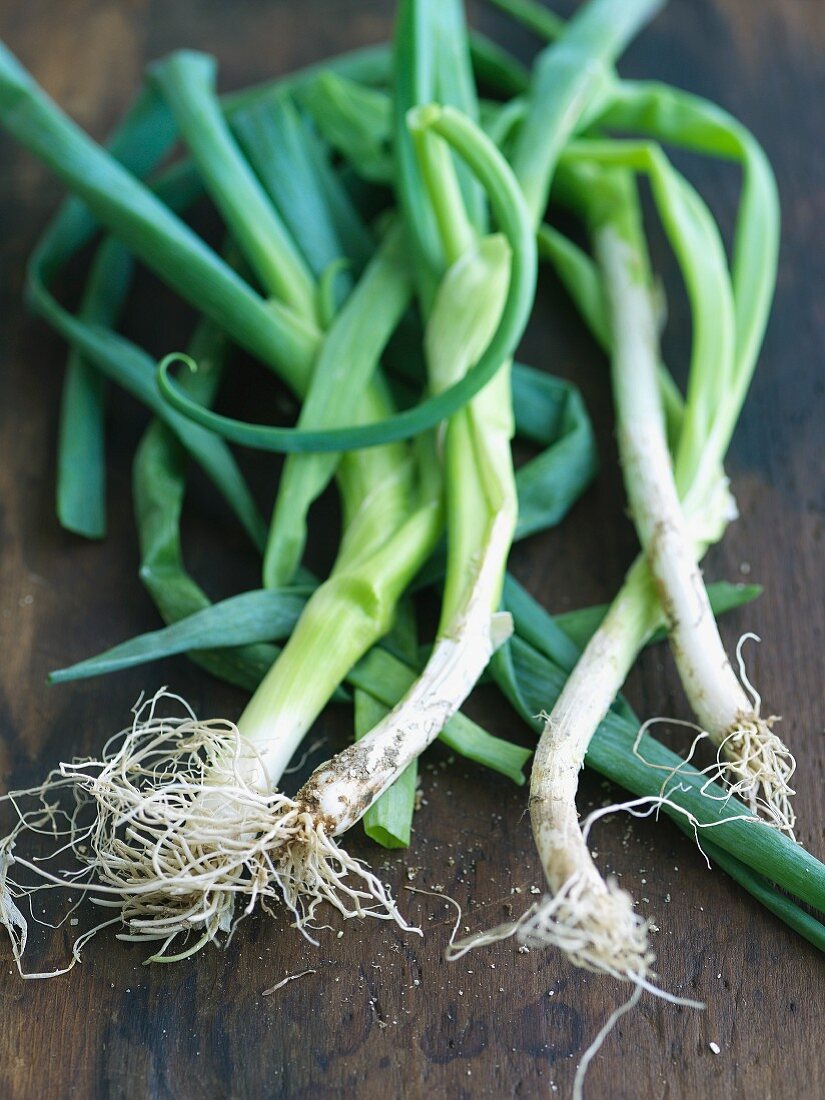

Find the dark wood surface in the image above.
[{"left": 0, "top": 1, "right": 823, "bottom": 1097}]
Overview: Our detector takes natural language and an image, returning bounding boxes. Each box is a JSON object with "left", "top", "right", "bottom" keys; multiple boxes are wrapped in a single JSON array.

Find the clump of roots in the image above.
[
  {"left": 717, "top": 714, "right": 795, "bottom": 835},
  {"left": 716, "top": 633, "right": 796, "bottom": 834},
  {"left": 518, "top": 873, "right": 655, "bottom": 982},
  {"left": 0, "top": 691, "right": 414, "bottom": 971},
  {"left": 632, "top": 710, "right": 796, "bottom": 838}
]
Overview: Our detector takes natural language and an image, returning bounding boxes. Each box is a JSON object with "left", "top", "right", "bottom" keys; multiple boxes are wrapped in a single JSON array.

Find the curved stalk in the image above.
[{"left": 595, "top": 196, "right": 794, "bottom": 829}]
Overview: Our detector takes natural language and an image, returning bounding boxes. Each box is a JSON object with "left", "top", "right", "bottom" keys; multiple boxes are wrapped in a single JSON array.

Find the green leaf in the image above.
[
  {"left": 511, "top": 0, "right": 665, "bottom": 224},
  {"left": 49, "top": 588, "right": 311, "bottom": 684},
  {"left": 149, "top": 50, "right": 317, "bottom": 319},
  {"left": 356, "top": 601, "right": 419, "bottom": 849},
  {"left": 30, "top": 224, "right": 267, "bottom": 551},
  {"left": 593, "top": 80, "right": 780, "bottom": 495},
  {"left": 554, "top": 580, "right": 763, "bottom": 651},
  {"left": 133, "top": 319, "right": 283, "bottom": 692},
  {"left": 232, "top": 93, "right": 371, "bottom": 279},
  {"left": 56, "top": 242, "right": 132, "bottom": 538},
  {"left": 0, "top": 43, "right": 318, "bottom": 393},
  {"left": 262, "top": 223, "right": 414, "bottom": 587},
  {"left": 512, "top": 364, "right": 598, "bottom": 538}
]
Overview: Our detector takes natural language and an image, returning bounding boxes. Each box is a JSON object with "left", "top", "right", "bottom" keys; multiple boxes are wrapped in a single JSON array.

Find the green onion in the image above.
[
  {"left": 514, "top": 109, "right": 786, "bottom": 983},
  {"left": 267, "top": 0, "right": 534, "bottom": 926},
  {"left": 44, "top": 33, "right": 516, "bottom": 541},
  {"left": 0, "top": 45, "right": 319, "bottom": 387},
  {"left": 509, "top": 0, "right": 665, "bottom": 225}
]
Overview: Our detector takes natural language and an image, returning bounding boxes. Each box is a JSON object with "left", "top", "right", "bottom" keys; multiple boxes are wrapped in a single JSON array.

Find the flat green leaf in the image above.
[{"left": 50, "top": 588, "right": 310, "bottom": 684}]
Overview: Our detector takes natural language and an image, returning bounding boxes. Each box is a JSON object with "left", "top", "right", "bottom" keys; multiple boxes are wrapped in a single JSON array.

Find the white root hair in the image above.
[
  {"left": 517, "top": 872, "right": 654, "bottom": 981},
  {"left": 572, "top": 985, "right": 643, "bottom": 1100},
  {"left": 628, "top": 634, "right": 797, "bottom": 837},
  {"left": 717, "top": 633, "right": 796, "bottom": 833},
  {"left": 0, "top": 690, "right": 416, "bottom": 972}
]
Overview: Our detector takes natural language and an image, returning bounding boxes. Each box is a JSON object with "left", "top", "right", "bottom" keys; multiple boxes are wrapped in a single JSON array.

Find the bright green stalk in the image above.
[
  {"left": 510, "top": 0, "right": 665, "bottom": 225},
  {"left": 411, "top": 122, "right": 476, "bottom": 266},
  {"left": 149, "top": 51, "right": 318, "bottom": 319},
  {"left": 235, "top": 441, "right": 443, "bottom": 787},
  {"left": 144, "top": 44, "right": 446, "bottom": 792},
  {"left": 263, "top": 223, "right": 414, "bottom": 587},
  {"left": 425, "top": 230, "right": 516, "bottom": 628},
  {"left": 592, "top": 79, "right": 780, "bottom": 498},
  {"left": 218, "top": 79, "right": 435, "bottom": 827}
]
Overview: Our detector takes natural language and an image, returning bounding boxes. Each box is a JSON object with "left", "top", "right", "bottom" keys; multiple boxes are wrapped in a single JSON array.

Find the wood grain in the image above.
[{"left": 0, "top": 1, "right": 823, "bottom": 1097}]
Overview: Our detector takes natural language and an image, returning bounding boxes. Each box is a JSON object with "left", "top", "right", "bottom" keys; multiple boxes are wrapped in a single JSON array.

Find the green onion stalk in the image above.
[
  {"left": 431, "top": 0, "right": 668, "bottom": 981},
  {"left": 86, "top": 97, "right": 534, "bottom": 944},
  {"left": 243, "top": 0, "right": 530, "bottom": 927},
  {"left": 510, "top": 93, "right": 788, "bottom": 984},
  {"left": 235, "top": 109, "right": 535, "bottom": 932},
  {"left": 587, "top": 149, "right": 792, "bottom": 823},
  {"left": 74, "top": 0, "right": 539, "bottom": 935}
]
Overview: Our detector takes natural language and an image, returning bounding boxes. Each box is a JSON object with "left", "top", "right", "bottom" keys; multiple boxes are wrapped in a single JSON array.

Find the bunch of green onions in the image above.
[{"left": 0, "top": 0, "right": 822, "bottom": 1006}]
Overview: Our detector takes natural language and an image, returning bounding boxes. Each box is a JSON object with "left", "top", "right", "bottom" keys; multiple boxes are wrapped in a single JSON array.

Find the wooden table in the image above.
[{"left": 0, "top": 1, "right": 822, "bottom": 1096}]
